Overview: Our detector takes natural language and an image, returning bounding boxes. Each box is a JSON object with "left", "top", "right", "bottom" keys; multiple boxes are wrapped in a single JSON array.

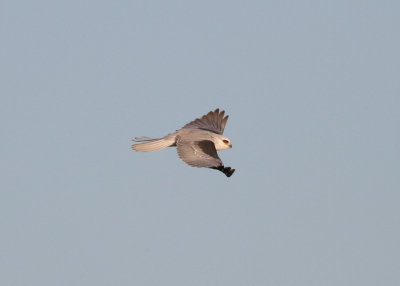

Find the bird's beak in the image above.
[{"left": 229, "top": 143, "right": 232, "bottom": 148}]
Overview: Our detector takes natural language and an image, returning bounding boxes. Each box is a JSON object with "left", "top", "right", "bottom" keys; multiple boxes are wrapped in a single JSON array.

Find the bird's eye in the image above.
[{"left": 223, "top": 139, "right": 229, "bottom": 144}]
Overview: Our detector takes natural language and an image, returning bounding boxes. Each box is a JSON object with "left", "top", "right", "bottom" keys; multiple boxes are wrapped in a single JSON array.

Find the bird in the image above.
[{"left": 131, "top": 108, "right": 235, "bottom": 177}]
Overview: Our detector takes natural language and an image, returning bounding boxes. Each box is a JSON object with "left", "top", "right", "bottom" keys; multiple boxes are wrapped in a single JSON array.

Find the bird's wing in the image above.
[
  {"left": 176, "top": 139, "right": 222, "bottom": 168},
  {"left": 181, "top": 108, "right": 229, "bottom": 135}
]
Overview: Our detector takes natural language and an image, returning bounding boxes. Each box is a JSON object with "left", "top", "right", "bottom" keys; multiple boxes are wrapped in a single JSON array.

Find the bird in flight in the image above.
[{"left": 131, "top": 108, "right": 235, "bottom": 177}]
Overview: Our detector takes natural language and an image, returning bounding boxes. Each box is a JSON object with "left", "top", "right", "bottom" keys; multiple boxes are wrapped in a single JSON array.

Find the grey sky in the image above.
[{"left": 1, "top": 1, "right": 399, "bottom": 285}]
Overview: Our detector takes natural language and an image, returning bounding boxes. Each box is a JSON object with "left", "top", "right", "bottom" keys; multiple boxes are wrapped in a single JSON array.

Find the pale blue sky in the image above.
[{"left": 1, "top": 1, "right": 399, "bottom": 285}]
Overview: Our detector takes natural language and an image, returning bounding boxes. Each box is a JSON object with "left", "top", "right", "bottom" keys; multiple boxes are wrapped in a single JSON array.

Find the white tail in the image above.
[
  {"left": 131, "top": 137, "right": 174, "bottom": 152},
  {"left": 132, "top": 136, "right": 155, "bottom": 142}
]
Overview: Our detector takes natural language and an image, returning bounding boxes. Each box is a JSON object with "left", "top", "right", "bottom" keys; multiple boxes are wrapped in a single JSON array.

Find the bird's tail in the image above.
[{"left": 131, "top": 136, "right": 175, "bottom": 152}]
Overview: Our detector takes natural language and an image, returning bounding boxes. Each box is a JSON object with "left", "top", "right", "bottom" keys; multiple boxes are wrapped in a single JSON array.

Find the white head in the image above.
[{"left": 214, "top": 135, "right": 232, "bottom": 151}]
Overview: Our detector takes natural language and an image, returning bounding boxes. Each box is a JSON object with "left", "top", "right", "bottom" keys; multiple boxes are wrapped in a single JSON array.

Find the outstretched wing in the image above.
[
  {"left": 181, "top": 108, "right": 229, "bottom": 135},
  {"left": 176, "top": 139, "right": 222, "bottom": 168}
]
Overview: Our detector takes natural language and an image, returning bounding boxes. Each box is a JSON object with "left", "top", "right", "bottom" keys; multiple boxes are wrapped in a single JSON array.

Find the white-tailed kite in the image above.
[{"left": 131, "top": 108, "right": 235, "bottom": 177}]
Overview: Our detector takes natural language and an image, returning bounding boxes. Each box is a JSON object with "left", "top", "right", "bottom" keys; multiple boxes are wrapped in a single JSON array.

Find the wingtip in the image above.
[
  {"left": 213, "top": 108, "right": 226, "bottom": 115},
  {"left": 212, "top": 165, "right": 235, "bottom": 177},
  {"left": 225, "top": 167, "right": 235, "bottom": 177}
]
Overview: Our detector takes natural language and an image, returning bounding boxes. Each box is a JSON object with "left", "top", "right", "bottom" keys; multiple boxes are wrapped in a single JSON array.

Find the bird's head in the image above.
[{"left": 215, "top": 136, "right": 232, "bottom": 150}]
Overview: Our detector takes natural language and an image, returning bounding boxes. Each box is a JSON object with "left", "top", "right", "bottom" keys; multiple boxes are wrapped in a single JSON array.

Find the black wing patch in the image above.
[
  {"left": 177, "top": 140, "right": 222, "bottom": 168},
  {"left": 176, "top": 140, "right": 235, "bottom": 177}
]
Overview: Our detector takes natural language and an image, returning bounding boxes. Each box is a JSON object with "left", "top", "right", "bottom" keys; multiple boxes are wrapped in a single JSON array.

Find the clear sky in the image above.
[{"left": 1, "top": 1, "right": 399, "bottom": 285}]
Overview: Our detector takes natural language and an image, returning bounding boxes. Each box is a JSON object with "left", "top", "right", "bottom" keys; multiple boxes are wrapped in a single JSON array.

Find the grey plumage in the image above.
[
  {"left": 131, "top": 108, "right": 235, "bottom": 177},
  {"left": 176, "top": 137, "right": 222, "bottom": 168},
  {"left": 182, "top": 109, "right": 228, "bottom": 135}
]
